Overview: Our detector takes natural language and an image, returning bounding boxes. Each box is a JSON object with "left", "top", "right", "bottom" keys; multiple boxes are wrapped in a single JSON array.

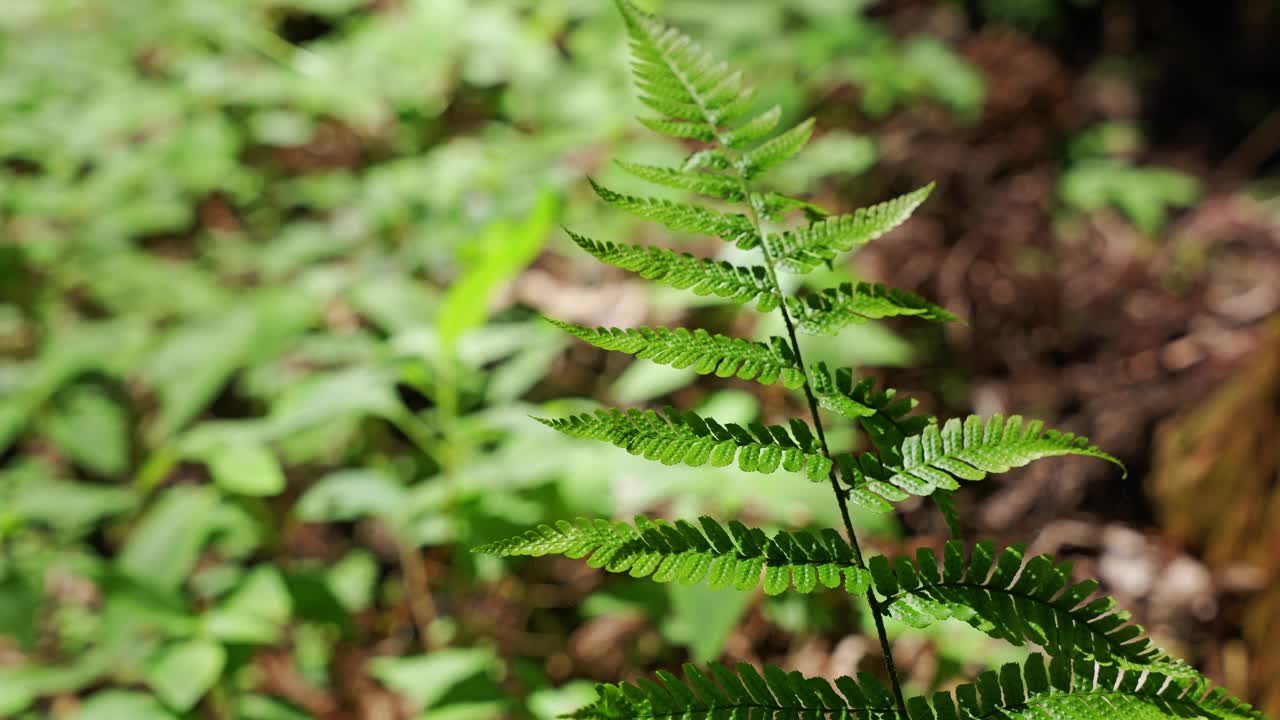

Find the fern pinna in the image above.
[{"left": 474, "top": 2, "right": 1263, "bottom": 718}]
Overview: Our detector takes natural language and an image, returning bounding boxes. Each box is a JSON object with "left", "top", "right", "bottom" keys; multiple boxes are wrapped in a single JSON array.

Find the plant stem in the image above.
[
  {"left": 738, "top": 178, "right": 911, "bottom": 719},
  {"left": 398, "top": 540, "right": 438, "bottom": 651}
]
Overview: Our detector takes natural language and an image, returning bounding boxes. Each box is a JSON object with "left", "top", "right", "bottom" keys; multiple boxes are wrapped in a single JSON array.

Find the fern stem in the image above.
[{"left": 740, "top": 178, "right": 911, "bottom": 720}]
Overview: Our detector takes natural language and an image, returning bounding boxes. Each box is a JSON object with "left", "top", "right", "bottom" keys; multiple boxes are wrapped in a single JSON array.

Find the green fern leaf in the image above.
[
  {"left": 923, "top": 655, "right": 1260, "bottom": 720},
  {"left": 573, "top": 660, "right": 901, "bottom": 720},
  {"left": 631, "top": 93, "right": 704, "bottom": 123},
  {"left": 567, "top": 232, "right": 780, "bottom": 311},
  {"left": 835, "top": 415, "right": 1124, "bottom": 513},
  {"left": 564, "top": 654, "right": 1261, "bottom": 720},
  {"left": 739, "top": 118, "right": 815, "bottom": 178},
  {"left": 723, "top": 105, "right": 782, "bottom": 148},
  {"left": 589, "top": 179, "right": 756, "bottom": 245},
  {"left": 810, "top": 364, "right": 932, "bottom": 460},
  {"left": 615, "top": 0, "right": 754, "bottom": 128},
  {"left": 549, "top": 321, "right": 805, "bottom": 389},
  {"left": 537, "top": 407, "right": 833, "bottom": 481},
  {"left": 682, "top": 149, "right": 733, "bottom": 172},
  {"left": 768, "top": 184, "right": 934, "bottom": 272},
  {"left": 752, "top": 192, "right": 830, "bottom": 222},
  {"left": 868, "top": 541, "right": 1195, "bottom": 678},
  {"left": 636, "top": 116, "right": 716, "bottom": 142},
  {"left": 789, "top": 282, "right": 958, "bottom": 335},
  {"left": 615, "top": 160, "right": 743, "bottom": 200},
  {"left": 474, "top": 515, "right": 871, "bottom": 596},
  {"left": 835, "top": 454, "right": 910, "bottom": 514},
  {"left": 881, "top": 414, "right": 1127, "bottom": 497}
]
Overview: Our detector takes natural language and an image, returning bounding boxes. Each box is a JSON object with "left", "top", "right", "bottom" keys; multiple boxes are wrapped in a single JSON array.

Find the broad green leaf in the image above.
[
  {"left": 295, "top": 468, "right": 406, "bottom": 522},
  {"left": 528, "top": 682, "right": 600, "bottom": 720},
  {"left": 202, "top": 566, "right": 292, "bottom": 644},
  {"left": 44, "top": 382, "right": 130, "bottom": 476},
  {"left": 206, "top": 441, "right": 286, "bottom": 497},
  {"left": 662, "top": 583, "right": 752, "bottom": 663},
  {"left": 439, "top": 190, "right": 558, "bottom": 352},
  {"left": 0, "top": 652, "right": 111, "bottom": 716},
  {"left": 4, "top": 460, "right": 136, "bottom": 533},
  {"left": 144, "top": 639, "right": 226, "bottom": 712},
  {"left": 610, "top": 362, "right": 698, "bottom": 405},
  {"left": 264, "top": 367, "right": 403, "bottom": 439},
  {"left": 327, "top": 549, "right": 380, "bottom": 613},
  {"left": 117, "top": 486, "right": 219, "bottom": 592},
  {"left": 238, "top": 694, "right": 315, "bottom": 720},
  {"left": 369, "top": 648, "right": 497, "bottom": 709},
  {"left": 0, "top": 319, "right": 148, "bottom": 453},
  {"left": 143, "top": 309, "right": 259, "bottom": 439},
  {"left": 72, "top": 691, "right": 178, "bottom": 720}
]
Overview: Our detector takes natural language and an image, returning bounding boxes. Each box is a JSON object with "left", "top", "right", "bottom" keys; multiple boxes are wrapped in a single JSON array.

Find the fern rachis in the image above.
[{"left": 473, "top": 3, "right": 1261, "bottom": 718}]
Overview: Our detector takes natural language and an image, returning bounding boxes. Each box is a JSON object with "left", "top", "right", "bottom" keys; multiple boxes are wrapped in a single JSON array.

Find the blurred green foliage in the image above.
[
  {"left": 1059, "top": 122, "right": 1201, "bottom": 235},
  {"left": 0, "top": 0, "right": 1002, "bottom": 717}
]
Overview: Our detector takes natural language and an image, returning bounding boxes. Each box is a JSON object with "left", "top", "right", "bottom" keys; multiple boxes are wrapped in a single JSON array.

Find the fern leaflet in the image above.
[
  {"left": 473, "top": 515, "right": 872, "bottom": 596},
  {"left": 682, "top": 149, "right": 733, "bottom": 172},
  {"left": 885, "top": 414, "right": 1126, "bottom": 496},
  {"left": 820, "top": 366, "right": 931, "bottom": 454},
  {"left": 636, "top": 116, "right": 716, "bottom": 142},
  {"left": 789, "top": 282, "right": 958, "bottom": 335},
  {"left": 568, "top": 653, "right": 1260, "bottom": 720},
  {"left": 548, "top": 321, "right": 805, "bottom": 388},
  {"left": 767, "top": 184, "right": 934, "bottom": 273},
  {"left": 615, "top": 160, "right": 743, "bottom": 201},
  {"left": 867, "top": 541, "right": 1190, "bottom": 676},
  {"left": 589, "top": 179, "right": 757, "bottom": 245},
  {"left": 834, "top": 415, "right": 1123, "bottom": 512},
  {"left": 723, "top": 105, "right": 783, "bottom": 148},
  {"left": 739, "top": 117, "right": 815, "bottom": 179},
  {"left": 536, "top": 407, "right": 833, "bottom": 481},
  {"left": 616, "top": 0, "right": 753, "bottom": 130},
  {"left": 567, "top": 232, "right": 779, "bottom": 311},
  {"left": 753, "top": 191, "right": 829, "bottom": 222}
]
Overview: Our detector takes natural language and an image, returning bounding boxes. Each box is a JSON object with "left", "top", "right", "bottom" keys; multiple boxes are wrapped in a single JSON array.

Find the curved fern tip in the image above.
[{"left": 1108, "top": 453, "right": 1129, "bottom": 479}]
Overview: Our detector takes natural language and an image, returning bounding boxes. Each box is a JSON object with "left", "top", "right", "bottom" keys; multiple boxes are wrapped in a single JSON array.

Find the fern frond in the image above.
[
  {"left": 882, "top": 414, "right": 1126, "bottom": 497},
  {"left": 834, "top": 415, "right": 1124, "bottom": 512},
  {"left": 615, "top": 160, "right": 742, "bottom": 201},
  {"left": 867, "top": 540, "right": 1191, "bottom": 676},
  {"left": 629, "top": 92, "right": 704, "bottom": 123},
  {"left": 636, "top": 116, "right": 716, "bottom": 142},
  {"left": 753, "top": 192, "right": 830, "bottom": 222},
  {"left": 788, "top": 282, "right": 958, "bottom": 335},
  {"left": 834, "top": 453, "right": 911, "bottom": 514},
  {"left": 683, "top": 149, "right": 733, "bottom": 172},
  {"left": 589, "top": 180, "right": 757, "bottom": 245},
  {"left": 567, "top": 232, "right": 780, "bottom": 311},
  {"left": 565, "top": 654, "right": 1260, "bottom": 720},
  {"left": 474, "top": 515, "right": 872, "bottom": 596},
  {"left": 739, "top": 118, "right": 815, "bottom": 179},
  {"left": 767, "top": 184, "right": 934, "bottom": 273},
  {"left": 549, "top": 321, "right": 806, "bottom": 389},
  {"left": 572, "top": 660, "right": 899, "bottom": 720},
  {"left": 723, "top": 105, "right": 782, "bottom": 148},
  {"left": 810, "top": 364, "right": 930, "bottom": 429},
  {"left": 923, "top": 655, "right": 1259, "bottom": 720},
  {"left": 810, "top": 363, "right": 933, "bottom": 511},
  {"left": 808, "top": 361, "right": 931, "bottom": 456},
  {"left": 536, "top": 407, "right": 833, "bottom": 481},
  {"left": 615, "top": 0, "right": 754, "bottom": 128}
]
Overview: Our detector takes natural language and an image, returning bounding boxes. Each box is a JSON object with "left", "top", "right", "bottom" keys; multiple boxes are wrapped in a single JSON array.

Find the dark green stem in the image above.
[{"left": 738, "top": 178, "right": 910, "bottom": 719}]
